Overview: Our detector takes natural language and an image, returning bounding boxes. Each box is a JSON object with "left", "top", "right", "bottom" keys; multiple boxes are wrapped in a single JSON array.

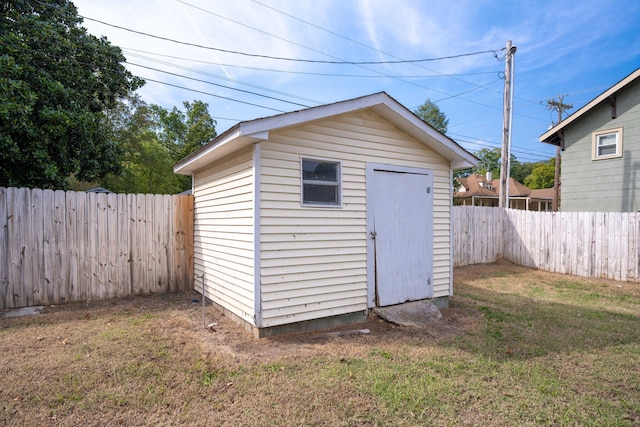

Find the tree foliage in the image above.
[
  {"left": 524, "top": 158, "right": 555, "bottom": 189},
  {"left": 470, "top": 147, "right": 551, "bottom": 185},
  {"left": 414, "top": 99, "right": 449, "bottom": 134},
  {"left": 150, "top": 100, "right": 217, "bottom": 161},
  {"left": 101, "top": 98, "right": 216, "bottom": 194},
  {"left": 0, "top": 0, "right": 144, "bottom": 189},
  {"left": 473, "top": 148, "right": 503, "bottom": 178},
  {"left": 510, "top": 160, "right": 536, "bottom": 185}
]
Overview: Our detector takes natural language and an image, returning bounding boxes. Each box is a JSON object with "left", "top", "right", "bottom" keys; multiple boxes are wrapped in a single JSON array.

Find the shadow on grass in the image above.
[
  {"left": 0, "top": 291, "right": 199, "bottom": 330},
  {"left": 447, "top": 283, "right": 640, "bottom": 361}
]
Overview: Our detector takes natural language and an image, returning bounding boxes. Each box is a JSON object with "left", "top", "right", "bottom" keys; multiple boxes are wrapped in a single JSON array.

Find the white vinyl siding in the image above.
[
  {"left": 259, "top": 109, "right": 451, "bottom": 327},
  {"left": 193, "top": 147, "right": 255, "bottom": 325}
]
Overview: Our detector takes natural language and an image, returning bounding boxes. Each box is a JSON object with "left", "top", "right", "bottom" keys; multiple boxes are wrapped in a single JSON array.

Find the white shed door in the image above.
[{"left": 371, "top": 168, "right": 433, "bottom": 306}]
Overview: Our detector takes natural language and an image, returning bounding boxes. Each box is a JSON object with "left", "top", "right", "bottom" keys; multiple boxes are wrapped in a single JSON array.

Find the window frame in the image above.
[
  {"left": 300, "top": 157, "right": 342, "bottom": 207},
  {"left": 592, "top": 127, "right": 623, "bottom": 160}
]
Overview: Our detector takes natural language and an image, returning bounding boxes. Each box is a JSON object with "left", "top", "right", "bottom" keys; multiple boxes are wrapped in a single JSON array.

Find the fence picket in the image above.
[
  {"left": 76, "top": 191, "right": 88, "bottom": 301},
  {"left": 146, "top": 194, "right": 157, "bottom": 293},
  {"left": 0, "top": 188, "right": 7, "bottom": 308},
  {"left": 106, "top": 193, "right": 118, "bottom": 299},
  {"left": 0, "top": 187, "right": 193, "bottom": 309},
  {"left": 42, "top": 190, "right": 55, "bottom": 305},
  {"left": 116, "top": 194, "right": 129, "bottom": 298},
  {"left": 53, "top": 190, "right": 67, "bottom": 304},
  {"left": 65, "top": 191, "right": 78, "bottom": 302},
  {"left": 452, "top": 206, "right": 640, "bottom": 283},
  {"left": 3, "top": 187, "right": 640, "bottom": 308}
]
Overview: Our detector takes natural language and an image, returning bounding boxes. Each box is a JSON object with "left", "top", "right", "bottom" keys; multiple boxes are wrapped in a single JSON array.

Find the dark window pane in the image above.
[
  {"left": 303, "top": 184, "right": 338, "bottom": 204},
  {"left": 598, "top": 145, "right": 617, "bottom": 156},
  {"left": 302, "top": 160, "right": 337, "bottom": 182}
]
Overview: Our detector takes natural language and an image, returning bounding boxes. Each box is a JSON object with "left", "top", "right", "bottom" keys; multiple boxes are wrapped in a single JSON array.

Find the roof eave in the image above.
[
  {"left": 539, "top": 67, "right": 640, "bottom": 143},
  {"left": 368, "top": 101, "right": 477, "bottom": 170},
  {"left": 173, "top": 91, "right": 478, "bottom": 174},
  {"left": 173, "top": 126, "right": 267, "bottom": 175}
]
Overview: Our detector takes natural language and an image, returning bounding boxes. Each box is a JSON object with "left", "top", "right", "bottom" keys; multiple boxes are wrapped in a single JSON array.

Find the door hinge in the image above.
[{"left": 426, "top": 186, "right": 431, "bottom": 194}]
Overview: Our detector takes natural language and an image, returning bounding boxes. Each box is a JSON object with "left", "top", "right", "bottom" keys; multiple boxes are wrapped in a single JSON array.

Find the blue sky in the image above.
[{"left": 73, "top": 0, "right": 640, "bottom": 165}]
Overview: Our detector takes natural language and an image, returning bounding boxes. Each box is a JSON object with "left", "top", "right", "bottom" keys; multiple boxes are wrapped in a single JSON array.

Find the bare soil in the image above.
[
  {"left": 0, "top": 287, "right": 480, "bottom": 368},
  {"left": 2, "top": 259, "right": 638, "bottom": 426}
]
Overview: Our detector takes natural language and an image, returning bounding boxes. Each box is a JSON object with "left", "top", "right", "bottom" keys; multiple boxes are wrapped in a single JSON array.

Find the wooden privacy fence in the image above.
[
  {"left": 0, "top": 187, "right": 194, "bottom": 309},
  {"left": 453, "top": 206, "right": 640, "bottom": 282}
]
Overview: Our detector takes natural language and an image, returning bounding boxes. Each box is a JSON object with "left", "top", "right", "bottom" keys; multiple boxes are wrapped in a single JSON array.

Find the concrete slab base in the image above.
[
  {"left": 373, "top": 300, "right": 442, "bottom": 327},
  {"left": 4, "top": 306, "right": 45, "bottom": 318}
]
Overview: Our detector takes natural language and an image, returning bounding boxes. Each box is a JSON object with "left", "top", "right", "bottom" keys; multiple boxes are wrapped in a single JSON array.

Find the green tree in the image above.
[
  {"left": 414, "top": 99, "right": 449, "bottom": 134},
  {"left": 511, "top": 161, "right": 536, "bottom": 184},
  {"left": 0, "top": 0, "right": 144, "bottom": 189},
  {"left": 472, "top": 147, "right": 527, "bottom": 182},
  {"left": 150, "top": 100, "right": 217, "bottom": 161},
  {"left": 101, "top": 96, "right": 182, "bottom": 194},
  {"left": 149, "top": 100, "right": 216, "bottom": 191},
  {"left": 102, "top": 98, "right": 216, "bottom": 194},
  {"left": 524, "top": 158, "right": 555, "bottom": 189},
  {"left": 473, "top": 148, "right": 502, "bottom": 178}
]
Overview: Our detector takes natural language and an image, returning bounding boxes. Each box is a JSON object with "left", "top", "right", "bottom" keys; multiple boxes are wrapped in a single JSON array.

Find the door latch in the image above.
[{"left": 370, "top": 231, "right": 377, "bottom": 239}]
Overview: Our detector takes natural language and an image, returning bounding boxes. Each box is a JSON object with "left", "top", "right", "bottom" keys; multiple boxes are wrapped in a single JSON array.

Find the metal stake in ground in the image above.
[{"left": 199, "top": 274, "right": 206, "bottom": 328}]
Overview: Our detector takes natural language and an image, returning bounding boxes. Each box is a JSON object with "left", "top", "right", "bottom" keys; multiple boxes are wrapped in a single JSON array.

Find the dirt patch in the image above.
[
  {"left": 0, "top": 289, "right": 480, "bottom": 370},
  {"left": 2, "top": 261, "right": 638, "bottom": 426},
  {"left": 2, "top": 258, "right": 634, "bottom": 369}
]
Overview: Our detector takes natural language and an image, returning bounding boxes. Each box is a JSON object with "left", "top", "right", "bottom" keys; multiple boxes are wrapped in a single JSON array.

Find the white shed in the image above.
[{"left": 174, "top": 92, "right": 476, "bottom": 337}]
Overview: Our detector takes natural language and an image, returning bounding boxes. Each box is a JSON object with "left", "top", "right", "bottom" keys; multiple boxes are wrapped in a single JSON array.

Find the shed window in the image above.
[
  {"left": 592, "top": 128, "right": 623, "bottom": 160},
  {"left": 301, "top": 159, "right": 341, "bottom": 206}
]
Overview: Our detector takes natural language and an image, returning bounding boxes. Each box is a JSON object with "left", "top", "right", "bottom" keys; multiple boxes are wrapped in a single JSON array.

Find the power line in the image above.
[
  {"left": 127, "top": 62, "right": 313, "bottom": 108},
  {"left": 7, "top": 41, "right": 304, "bottom": 112},
  {"left": 433, "top": 79, "right": 502, "bottom": 103},
  {"left": 141, "top": 78, "right": 287, "bottom": 113},
  {"left": 5, "top": 42, "right": 287, "bottom": 114},
  {"left": 80, "top": 13, "right": 511, "bottom": 112},
  {"left": 123, "top": 47, "right": 501, "bottom": 79},
  {"left": 125, "top": 47, "right": 513, "bottom": 112},
  {"left": 81, "top": 15, "right": 497, "bottom": 65},
  {"left": 26, "top": 3, "right": 554, "bottom": 146},
  {"left": 246, "top": 0, "right": 506, "bottom": 94},
  {"left": 448, "top": 132, "right": 552, "bottom": 161}
]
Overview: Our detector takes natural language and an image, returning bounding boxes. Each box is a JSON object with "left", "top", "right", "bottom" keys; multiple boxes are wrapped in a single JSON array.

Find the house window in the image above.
[
  {"left": 592, "top": 127, "right": 623, "bottom": 160},
  {"left": 301, "top": 158, "right": 341, "bottom": 206}
]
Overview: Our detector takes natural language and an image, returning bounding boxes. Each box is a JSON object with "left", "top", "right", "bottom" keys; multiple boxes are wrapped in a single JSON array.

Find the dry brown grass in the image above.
[{"left": 1, "top": 260, "right": 639, "bottom": 426}]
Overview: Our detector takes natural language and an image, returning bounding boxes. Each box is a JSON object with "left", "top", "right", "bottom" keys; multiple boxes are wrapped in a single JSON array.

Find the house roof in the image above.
[
  {"left": 539, "top": 67, "right": 640, "bottom": 146},
  {"left": 174, "top": 92, "right": 477, "bottom": 174},
  {"left": 491, "top": 177, "right": 531, "bottom": 198},
  {"left": 528, "top": 187, "right": 555, "bottom": 201},
  {"left": 454, "top": 174, "right": 531, "bottom": 198}
]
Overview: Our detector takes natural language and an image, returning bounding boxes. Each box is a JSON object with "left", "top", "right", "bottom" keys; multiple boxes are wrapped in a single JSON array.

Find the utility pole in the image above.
[
  {"left": 546, "top": 95, "right": 572, "bottom": 212},
  {"left": 499, "top": 40, "right": 516, "bottom": 208}
]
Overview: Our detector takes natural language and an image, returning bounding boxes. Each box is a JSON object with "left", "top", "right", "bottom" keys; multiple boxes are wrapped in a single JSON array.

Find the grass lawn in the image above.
[{"left": 1, "top": 260, "right": 639, "bottom": 426}]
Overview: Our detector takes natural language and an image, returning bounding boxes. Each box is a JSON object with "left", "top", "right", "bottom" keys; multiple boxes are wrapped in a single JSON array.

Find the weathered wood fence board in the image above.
[
  {"left": 0, "top": 187, "right": 194, "bottom": 309},
  {"left": 453, "top": 206, "right": 640, "bottom": 283},
  {"left": 453, "top": 206, "right": 504, "bottom": 267}
]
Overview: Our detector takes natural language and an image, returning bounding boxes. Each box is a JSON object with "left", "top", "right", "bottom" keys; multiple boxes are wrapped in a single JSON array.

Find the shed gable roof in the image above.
[
  {"left": 539, "top": 67, "right": 640, "bottom": 146},
  {"left": 174, "top": 92, "right": 477, "bottom": 174}
]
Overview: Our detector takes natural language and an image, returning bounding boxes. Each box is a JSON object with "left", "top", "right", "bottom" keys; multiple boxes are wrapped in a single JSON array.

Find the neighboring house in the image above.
[
  {"left": 174, "top": 92, "right": 476, "bottom": 337},
  {"left": 454, "top": 173, "right": 554, "bottom": 211},
  {"left": 539, "top": 68, "right": 640, "bottom": 212}
]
